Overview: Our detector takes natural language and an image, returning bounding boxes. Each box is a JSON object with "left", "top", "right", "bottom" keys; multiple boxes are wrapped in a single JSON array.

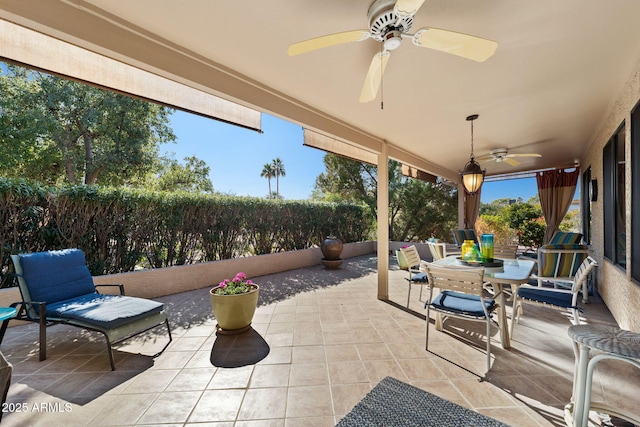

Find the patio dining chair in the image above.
[
  {"left": 535, "top": 243, "right": 591, "bottom": 302},
  {"left": 399, "top": 245, "right": 428, "bottom": 307},
  {"left": 510, "top": 256, "right": 597, "bottom": 339},
  {"left": 493, "top": 244, "right": 518, "bottom": 259},
  {"left": 452, "top": 229, "right": 478, "bottom": 247},
  {"left": 426, "top": 240, "right": 461, "bottom": 261},
  {"left": 422, "top": 263, "right": 498, "bottom": 371}
]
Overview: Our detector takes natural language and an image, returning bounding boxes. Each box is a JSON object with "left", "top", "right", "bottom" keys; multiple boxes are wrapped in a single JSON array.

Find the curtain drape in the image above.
[
  {"left": 536, "top": 169, "right": 580, "bottom": 244},
  {"left": 463, "top": 189, "right": 481, "bottom": 230}
]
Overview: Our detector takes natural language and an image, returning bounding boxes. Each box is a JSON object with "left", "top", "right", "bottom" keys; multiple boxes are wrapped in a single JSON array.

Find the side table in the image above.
[
  {"left": 565, "top": 324, "right": 640, "bottom": 427},
  {"left": 0, "top": 306, "right": 16, "bottom": 421}
]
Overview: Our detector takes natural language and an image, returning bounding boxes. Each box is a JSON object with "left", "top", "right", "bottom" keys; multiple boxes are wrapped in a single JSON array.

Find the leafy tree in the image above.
[
  {"left": 520, "top": 217, "right": 546, "bottom": 248},
  {"left": 313, "top": 154, "right": 457, "bottom": 241},
  {"left": 503, "top": 202, "right": 543, "bottom": 230},
  {"left": 153, "top": 156, "right": 214, "bottom": 193},
  {"left": 260, "top": 163, "right": 274, "bottom": 198},
  {"left": 479, "top": 198, "right": 517, "bottom": 216},
  {"left": 272, "top": 157, "right": 286, "bottom": 198},
  {"left": 313, "top": 154, "right": 378, "bottom": 216},
  {"left": 0, "top": 63, "right": 176, "bottom": 185}
]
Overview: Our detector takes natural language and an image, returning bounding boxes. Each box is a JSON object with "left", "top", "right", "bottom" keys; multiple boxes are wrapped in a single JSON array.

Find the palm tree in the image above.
[
  {"left": 272, "top": 157, "right": 286, "bottom": 198},
  {"left": 260, "top": 163, "right": 274, "bottom": 198}
]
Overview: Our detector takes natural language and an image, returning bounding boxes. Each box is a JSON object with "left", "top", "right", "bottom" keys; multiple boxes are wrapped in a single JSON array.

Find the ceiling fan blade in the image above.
[
  {"left": 475, "top": 154, "right": 494, "bottom": 162},
  {"left": 506, "top": 153, "right": 542, "bottom": 158},
  {"left": 287, "top": 30, "right": 370, "bottom": 56},
  {"left": 503, "top": 158, "right": 521, "bottom": 166},
  {"left": 412, "top": 27, "right": 498, "bottom": 62},
  {"left": 394, "top": 0, "right": 427, "bottom": 17},
  {"left": 360, "top": 51, "right": 391, "bottom": 103}
]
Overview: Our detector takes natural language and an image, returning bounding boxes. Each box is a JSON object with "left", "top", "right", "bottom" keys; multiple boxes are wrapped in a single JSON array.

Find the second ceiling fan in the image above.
[
  {"left": 287, "top": 0, "right": 498, "bottom": 103},
  {"left": 476, "top": 148, "right": 542, "bottom": 167}
]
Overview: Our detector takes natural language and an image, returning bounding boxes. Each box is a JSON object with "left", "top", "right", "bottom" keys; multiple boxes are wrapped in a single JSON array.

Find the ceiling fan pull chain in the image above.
[{"left": 380, "top": 44, "right": 384, "bottom": 110}]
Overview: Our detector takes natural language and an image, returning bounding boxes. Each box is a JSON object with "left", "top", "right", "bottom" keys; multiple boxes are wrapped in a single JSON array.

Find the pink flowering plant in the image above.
[{"left": 213, "top": 272, "right": 255, "bottom": 295}]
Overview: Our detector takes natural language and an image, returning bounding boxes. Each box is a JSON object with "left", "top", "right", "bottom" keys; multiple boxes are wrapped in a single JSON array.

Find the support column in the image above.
[
  {"left": 458, "top": 183, "right": 465, "bottom": 229},
  {"left": 377, "top": 143, "right": 389, "bottom": 300}
]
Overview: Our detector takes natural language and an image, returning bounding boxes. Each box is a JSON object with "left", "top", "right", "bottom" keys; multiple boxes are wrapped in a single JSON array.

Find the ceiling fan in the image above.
[
  {"left": 476, "top": 148, "right": 542, "bottom": 167},
  {"left": 287, "top": 0, "right": 498, "bottom": 103}
]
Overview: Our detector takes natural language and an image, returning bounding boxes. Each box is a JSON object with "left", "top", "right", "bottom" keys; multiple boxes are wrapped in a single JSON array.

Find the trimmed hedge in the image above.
[{"left": 0, "top": 178, "right": 372, "bottom": 287}]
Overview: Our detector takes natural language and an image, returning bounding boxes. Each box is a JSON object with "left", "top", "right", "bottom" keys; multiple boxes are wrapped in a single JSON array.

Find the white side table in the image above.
[{"left": 565, "top": 324, "right": 640, "bottom": 427}]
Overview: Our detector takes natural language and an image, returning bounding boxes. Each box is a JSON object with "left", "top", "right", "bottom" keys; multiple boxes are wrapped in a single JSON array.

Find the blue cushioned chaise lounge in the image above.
[{"left": 2, "top": 249, "right": 172, "bottom": 370}]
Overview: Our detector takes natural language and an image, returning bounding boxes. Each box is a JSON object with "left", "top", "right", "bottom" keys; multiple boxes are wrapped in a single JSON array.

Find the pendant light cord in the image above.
[{"left": 470, "top": 119, "right": 474, "bottom": 159}]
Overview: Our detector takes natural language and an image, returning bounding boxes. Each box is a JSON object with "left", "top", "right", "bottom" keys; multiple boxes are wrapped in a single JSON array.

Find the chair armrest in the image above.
[
  {"left": 9, "top": 301, "right": 47, "bottom": 320},
  {"left": 95, "top": 284, "right": 126, "bottom": 295}
]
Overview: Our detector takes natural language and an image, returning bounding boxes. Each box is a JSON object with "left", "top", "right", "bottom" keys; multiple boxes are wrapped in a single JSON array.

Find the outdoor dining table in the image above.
[{"left": 432, "top": 255, "right": 536, "bottom": 349}]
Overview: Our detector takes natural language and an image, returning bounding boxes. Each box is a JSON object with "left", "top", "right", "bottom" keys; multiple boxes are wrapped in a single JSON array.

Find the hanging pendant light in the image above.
[{"left": 460, "top": 114, "right": 485, "bottom": 194}]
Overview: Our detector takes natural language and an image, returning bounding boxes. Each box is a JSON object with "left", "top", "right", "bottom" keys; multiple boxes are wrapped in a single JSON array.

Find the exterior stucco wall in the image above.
[
  {"left": 582, "top": 55, "right": 640, "bottom": 332},
  {"left": 0, "top": 241, "right": 376, "bottom": 311}
]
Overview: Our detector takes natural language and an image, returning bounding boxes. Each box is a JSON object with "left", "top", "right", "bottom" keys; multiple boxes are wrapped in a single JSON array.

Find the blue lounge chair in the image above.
[{"left": 2, "top": 249, "right": 172, "bottom": 370}]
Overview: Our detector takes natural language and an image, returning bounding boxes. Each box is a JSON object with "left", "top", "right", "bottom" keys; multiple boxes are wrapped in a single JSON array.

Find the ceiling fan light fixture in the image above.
[
  {"left": 460, "top": 114, "right": 485, "bottom": 194},
  {"left": 383, "top": 30, "right": 403, "bottom": 50}
]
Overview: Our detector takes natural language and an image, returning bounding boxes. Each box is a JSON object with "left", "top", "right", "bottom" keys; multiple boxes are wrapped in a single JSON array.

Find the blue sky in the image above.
[{"left": 161, "top": 110, "right": 539, "bottom": 203}]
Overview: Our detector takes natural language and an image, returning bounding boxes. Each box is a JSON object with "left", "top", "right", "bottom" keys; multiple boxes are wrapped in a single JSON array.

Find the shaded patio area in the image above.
[{"left": 0, "top": 255, "right": 637, "bottom": 426}]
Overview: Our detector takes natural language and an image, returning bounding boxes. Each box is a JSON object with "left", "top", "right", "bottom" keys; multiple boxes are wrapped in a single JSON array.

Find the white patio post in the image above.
[{"left": 377, "top": 142, "right": 389, "bottom": 300}]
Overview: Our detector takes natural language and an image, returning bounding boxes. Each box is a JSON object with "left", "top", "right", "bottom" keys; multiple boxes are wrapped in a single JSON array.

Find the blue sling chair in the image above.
[{"left": 1, "top": 249, "right": 172, "bottom": 370}]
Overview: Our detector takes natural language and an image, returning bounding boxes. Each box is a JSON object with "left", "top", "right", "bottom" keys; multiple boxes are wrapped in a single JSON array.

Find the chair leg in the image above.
[
  {"left": 425, "top": 305, "right": 430, "bottom": 351},
  {"left": 486, "top": 318, "right": 492, "bottom": 372},
  {"left": 570, "top": 307, "right": 581, "bottom": 326},
  {"left": 39, "top": 314, "right": 46, "bottom": 362},
  {"left": 106, "top": 340, "right": 116, "bottom": 371},
  {"left": 165, "top": 318, "right": 173, "bottom": 343},
  {"left": 407, "top": 280, "right": 412, "bottom": 308},
  {"left": 510, "top": 293, "right": 523, "bottom": 340},
  {"left": 0, "top": 319, "right": 11, "bottom": 346}
]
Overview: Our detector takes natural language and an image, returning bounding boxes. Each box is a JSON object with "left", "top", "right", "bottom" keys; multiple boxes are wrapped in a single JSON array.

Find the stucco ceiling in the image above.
[{"left": 2, "top": 0, "right": 640, "bottom": 181}]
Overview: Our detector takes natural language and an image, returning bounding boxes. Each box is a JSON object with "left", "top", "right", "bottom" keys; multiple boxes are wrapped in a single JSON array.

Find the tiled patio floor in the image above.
[{"left": 1, "top": 255, "right": 638, "bottom": 426}]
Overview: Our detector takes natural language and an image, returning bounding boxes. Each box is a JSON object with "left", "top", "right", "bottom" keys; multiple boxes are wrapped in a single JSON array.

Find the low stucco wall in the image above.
[{"left": 0, "top": 241, "right": 376, "bottom": 308}]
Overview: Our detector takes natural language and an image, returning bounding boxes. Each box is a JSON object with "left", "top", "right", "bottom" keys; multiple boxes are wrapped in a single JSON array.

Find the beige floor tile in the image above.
[
  {"left": 327, "top": 360, "right": 369, "bottom": 384},
  {"left": 250, "top": 364, "right": 291, "bottom": 388},
  {"left": 291, "top": 345, "right": 325, "bottom": 363},
  {"left": 362, "top": 359, "right": 408, "bottom": 384},
  {"left": 87, "top": 393, "right": 159, "bottom": 425},
  {"left": 185, "top": 350, "right": 217, "bottom": 368},
  {"left": 236, "top": 420, "right": 285, "bottom": 427},
  {"left": 189, "top": 389, "right": 245, "bottom": 422},
  {"left": 166, "top": 367, "right": 217, "bottom": 391},
  {"left": 286, "top": 385, "right": 333, "bottom": 418},
  {"left": 237, "top": 387, "right": 287, "bottom": 420},
  {"left": 260, "top": 346, "right": 293, "bottom": 365},
  {"left": 285, "top": 416, "right": 336, "bottom": 427},
  {"left": 208, "top": 365, "right": 253, "bottom": 389},
  {"left": 289, "top": 362, "right": 328, "bottom": 386},
  {"left": 355, "top": 342, "right": 393, "bottom": 360},
  {"left": 450, "top": 377, "right": 519, "bottom": 409},
  {"left": 152, "top": 350, "right": 195, "bottom": 370},
  {"left": 137, "top": 390, "right": 201, "bottom": 424},
  {"left": 330, "top": 383, "right": 371, "bottom": 415},
  {"left": 265, "top": 332, "right": 294, "bottom": 347},
  {"left": 121, "top": 369, "right": 180, "bottom": 394},
  {"left": 323, "top": 344, "right": 359, "bottom": 362}
]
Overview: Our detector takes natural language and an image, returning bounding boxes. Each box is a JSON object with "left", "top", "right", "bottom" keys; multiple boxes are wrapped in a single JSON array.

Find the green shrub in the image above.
[{"left": 0, "top": 178, "right": 372, "bottom": 287}]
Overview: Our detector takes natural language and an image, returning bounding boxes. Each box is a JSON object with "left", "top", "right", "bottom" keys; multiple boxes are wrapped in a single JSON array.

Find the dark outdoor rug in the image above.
[{"left": 336, "top": 376, "right": 511, "bottom": 427}]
